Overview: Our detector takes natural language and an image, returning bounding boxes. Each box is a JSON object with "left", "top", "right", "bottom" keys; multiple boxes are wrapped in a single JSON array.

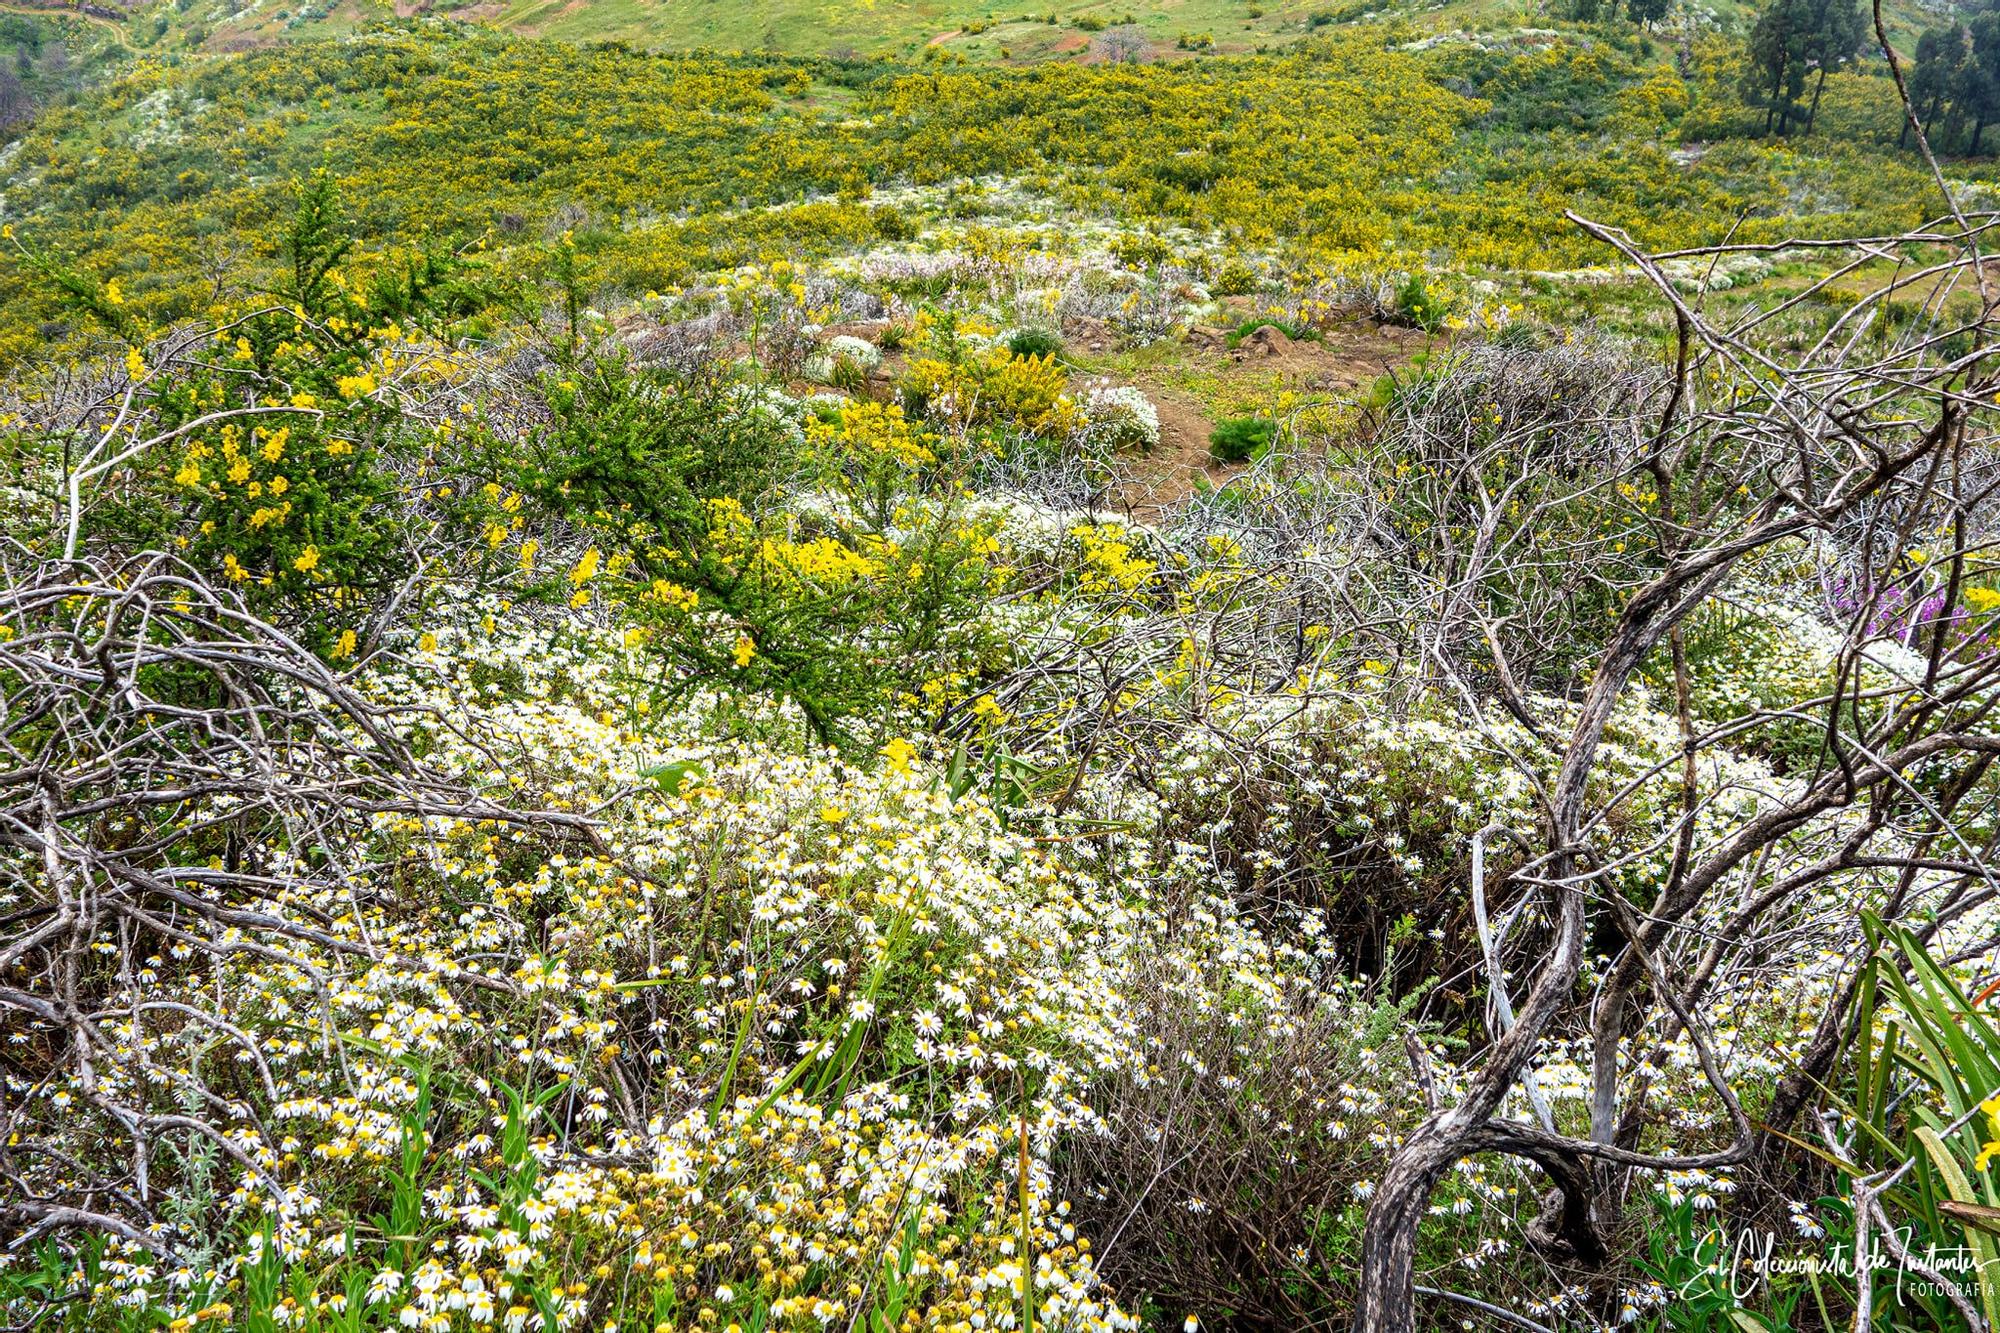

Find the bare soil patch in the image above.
[
  {"left": 1110, "top": 387, "right": 1236, "bottom": 521},
  {"left": 1112, "top": 318, "right": 1426, "bottom": 520}
]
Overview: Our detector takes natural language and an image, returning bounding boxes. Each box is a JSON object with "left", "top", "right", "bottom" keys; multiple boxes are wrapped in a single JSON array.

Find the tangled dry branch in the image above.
[{"left": 0, "top": 550, "right": 596, "bottom": 1257}]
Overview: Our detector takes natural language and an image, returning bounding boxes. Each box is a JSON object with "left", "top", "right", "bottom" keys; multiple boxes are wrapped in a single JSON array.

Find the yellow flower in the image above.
[
  {"left": 103, "top": 279, "right": 124, "bottom": 306},
  {"left": 880, "top": 737, "right": 917, "bottom": 773},
  {"left": 335, "top": 371, "right": 377, "bottom": 400},
  {"left": 292, "top": 546, "right": 320, "bottom": 573},
  {"left": 222, "top": 554, "right": 248, "bottom": 582},
  {"left": 570, "top": 547, "right": 602, "bottom": 586},
  {"left": 418, "top": 631, "right": 438, "bottom": 653},
  {"left": 732, "top": 634, "right": 756, "bottom": 668},
  {"left": 124, "top": 347, "right": 146, "bottom": 380},
  {"left": 331, "top": 629, "right": 357, "bottom": 660},
  {"left": 1069, "top": 522, "right": 1155, "bottom": 594},
  {"left": 649, "top": 579, "right": 699, "bottom": 613}
]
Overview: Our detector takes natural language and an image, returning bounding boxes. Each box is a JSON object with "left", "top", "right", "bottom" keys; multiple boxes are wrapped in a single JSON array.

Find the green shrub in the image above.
[
  {"left": 16, "top": 173, "right": 494, "bottom": 656},
  {"left": 1209, "top": 414, "right": 1276, "bottom": 462},
  {"left": 1006, "top": 326, "right": 1064, "bottom": 360},
  {"left": 500, "top": 356, "right": 1001, "bottom": 743},
  {"left": 1391, "top": 273, "right": 1449, "bottom": 331},
  {"left": 1113, "top": 232, "right": 1172, "bottom": 267}
]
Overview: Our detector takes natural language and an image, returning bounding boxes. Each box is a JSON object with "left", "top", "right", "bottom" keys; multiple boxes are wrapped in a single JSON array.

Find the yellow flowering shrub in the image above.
[{"left": 901, "top": 350, "right": 1082, "bottom": 441}]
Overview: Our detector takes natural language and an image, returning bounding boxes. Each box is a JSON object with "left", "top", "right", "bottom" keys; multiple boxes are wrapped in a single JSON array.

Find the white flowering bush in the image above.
[
  {"left": 2, "top": 584, "right": 1461, "bottom": 1333},
  {"left": 804, "top": 334, "right": 882, "bottom": 386},
  {"left": 1079, "top": 382, "right": 1160, "bottom": 453}
]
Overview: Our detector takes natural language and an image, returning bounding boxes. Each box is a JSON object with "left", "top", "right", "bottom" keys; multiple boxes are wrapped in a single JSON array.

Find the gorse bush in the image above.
[
  {"left": 1208, "top": 414, "right": 1275, "bottom": 461},
  {"left": 901, "top": 331, "right": 1082, "bottom": 442},
  {"left": 491, "top": 353, "right": 1002, "bottom": 743},
  {"left": 1390, "top": 272, "right": 1447, "bottom": 331},
  {"left": 6, "top": 173, "right": 496, "bottom": 654}
]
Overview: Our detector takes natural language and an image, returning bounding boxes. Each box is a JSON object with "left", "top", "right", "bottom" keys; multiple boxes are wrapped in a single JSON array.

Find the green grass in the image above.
[
  {"left": 0, "top": 14, "right": 1971, "bottom": 364},
  {"left": 155, "top": 0, "right": 1430, "bottom": 57},
  {"left": 123, "top": 0, "right": 1952, "bottom": 63}
]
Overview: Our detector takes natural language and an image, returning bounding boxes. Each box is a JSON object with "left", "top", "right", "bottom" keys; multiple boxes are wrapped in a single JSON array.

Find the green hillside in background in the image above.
[
  {"left": 0, "top": 18, "right": 1962, "bottom": 366},
  {"left": 3, "top": 0, "right": 1946, "bottom": 60}
]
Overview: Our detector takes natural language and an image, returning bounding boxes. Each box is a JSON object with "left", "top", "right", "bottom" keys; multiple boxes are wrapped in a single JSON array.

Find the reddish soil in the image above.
[
  {"left": 1110, "top": 318, "right": 1426, "bottom": 521},
  {"left": 670, "top": 315, "right": 1420, "bottom": 523},
  {"left": 1111, "top": 388, "right": 1239, "bottom": 521}
]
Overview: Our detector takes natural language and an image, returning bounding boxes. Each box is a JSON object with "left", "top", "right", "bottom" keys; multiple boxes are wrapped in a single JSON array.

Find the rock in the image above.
[
  {"left": 818, "top": 320, "right": 889, "bottom": 344},
  {"left": 1240, "top": 324, "right": 1292, "bottom": 357},
  {"left": 1062, "top": 314, "right": 1116, "bottom": 348}
]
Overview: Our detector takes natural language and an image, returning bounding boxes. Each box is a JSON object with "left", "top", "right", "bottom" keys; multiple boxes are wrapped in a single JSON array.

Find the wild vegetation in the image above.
[{"left": 5, "top": 1, "right": 2000, "bottom": 1332}]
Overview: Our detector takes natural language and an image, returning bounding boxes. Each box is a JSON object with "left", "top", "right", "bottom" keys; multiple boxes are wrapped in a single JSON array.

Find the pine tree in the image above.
[
  {"left": 1743, "top": 0, "right": 1865, "bottom": 136},
  {"left": 1745, "top": 0, "right": 1807, "bottom": 134},
  {"left": 1905, "top": 7, "right": 2000, "bottom": 154},
  {"left": 1799, "top": 0, "right": 1866, "bottom": 132}
]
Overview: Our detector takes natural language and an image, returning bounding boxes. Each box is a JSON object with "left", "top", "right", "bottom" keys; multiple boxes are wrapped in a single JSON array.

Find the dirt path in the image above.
[
  {"left": 1, "top": 0, "right": 125, "bottom": 31},
  {"left": 1109, "top": 317, "right": 1424, "bottom": 522},
  {"left": 1110, "top": 386, "right": 1238, "bottom": 521}
]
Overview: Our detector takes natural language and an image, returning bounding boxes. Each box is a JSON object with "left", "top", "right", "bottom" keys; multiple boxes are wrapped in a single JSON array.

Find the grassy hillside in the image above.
[
  {"left": 0, "top": 20, "right": 1956, "bottom": 365},
  {"left": 76, "top": 0, "right": 1948, "bottom": 61},
  {"left": 0, "top": 8, "right": 125, "bottom": 126}
]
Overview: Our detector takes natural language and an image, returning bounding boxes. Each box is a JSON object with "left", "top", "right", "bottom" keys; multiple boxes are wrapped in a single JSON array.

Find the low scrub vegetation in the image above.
[{"left": 6, "top": 8, "right": 2000, "bottom": 1333}]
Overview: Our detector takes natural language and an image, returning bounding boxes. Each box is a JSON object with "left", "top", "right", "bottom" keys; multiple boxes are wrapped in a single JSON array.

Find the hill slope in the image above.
[
  {"left": 57, "top": 0, "right": 1943, "bottom": 59},
  {"left": 0, "top": 21, "right": 1952, "bottom": 364}
]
